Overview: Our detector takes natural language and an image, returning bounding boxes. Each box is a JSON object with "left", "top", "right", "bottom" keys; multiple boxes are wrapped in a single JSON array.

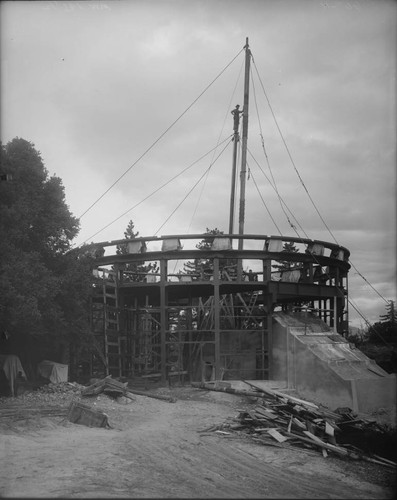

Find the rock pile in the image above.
[
  {"left": 2, "top": 381, "right": 85, "bottom": 407},
  {"left": 38, "top": 382, "right": 84, "bottom": 394}
]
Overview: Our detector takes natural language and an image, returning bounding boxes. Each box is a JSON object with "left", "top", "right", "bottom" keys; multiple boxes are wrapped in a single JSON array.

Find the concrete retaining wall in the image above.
[{"left": 271, "top": 312, "right": 396, "bottom": 415}]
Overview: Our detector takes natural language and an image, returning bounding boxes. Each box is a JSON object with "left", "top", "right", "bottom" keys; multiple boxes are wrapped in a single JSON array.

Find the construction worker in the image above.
[{"left": 231, "top": 104, "right": 243, "bottom": 132}]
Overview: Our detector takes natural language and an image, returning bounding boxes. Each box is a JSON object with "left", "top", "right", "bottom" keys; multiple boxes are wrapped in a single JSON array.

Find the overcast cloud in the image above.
[{"left": 1, "top": 0, "right": 396, "bottom": 327}]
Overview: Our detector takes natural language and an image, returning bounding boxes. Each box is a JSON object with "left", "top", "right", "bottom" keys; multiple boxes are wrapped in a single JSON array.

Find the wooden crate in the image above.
[{"left": 67, "top": 401, "right": 109, "bottom": 428}]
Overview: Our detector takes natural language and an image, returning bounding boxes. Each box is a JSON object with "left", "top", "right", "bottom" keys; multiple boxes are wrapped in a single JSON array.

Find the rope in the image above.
[
  {"left": 79, "top": 47, "right": 244, "bottom": 219},
  {"left": 247, "top": 147, "right": 309, "bottom": 239},
  {"left": 251, "top": 71, "right": 306, "bottom": 240},
  {"left": 252, "top": 58, "right": 337, "bottom": 244},
  {"left": 154, "top": 138, "right": 233, "bottom": 235},
  {"left": 79, "top": 135, "right": 233, "bottom": 245},
  {"left": 350, "top": 262, "right": 390, "bottom": 305},
  {"left": 248, "top": 166, "right": 282, "bottom": 235},
  {"left": 187, "top": 57, "right": 245, "bottom": 234},
  {"left": 251, "top": 54, "right": 390, "bottom": 315}
]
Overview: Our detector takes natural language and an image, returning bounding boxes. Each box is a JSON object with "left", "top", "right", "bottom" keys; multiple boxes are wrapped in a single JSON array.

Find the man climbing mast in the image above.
[
  {"left": 231, "top": 104, "right": 243, "bottom": 133},
  {"left": 228, "top": 104, "right": 243, "bottom": 235}
]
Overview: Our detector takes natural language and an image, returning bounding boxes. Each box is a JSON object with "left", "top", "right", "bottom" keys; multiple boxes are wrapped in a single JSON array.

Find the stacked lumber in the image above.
[
  {"left": 81, "top": 375, "right": 134, "bottom": 399},
  {"left": 198, "top": 380, "right": 396, "bottom": 469}
]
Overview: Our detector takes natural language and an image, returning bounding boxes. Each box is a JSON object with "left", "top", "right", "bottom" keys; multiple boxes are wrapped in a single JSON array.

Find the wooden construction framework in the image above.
[{"left": 87, "top": 233, "right": 350, "bottom": 383}]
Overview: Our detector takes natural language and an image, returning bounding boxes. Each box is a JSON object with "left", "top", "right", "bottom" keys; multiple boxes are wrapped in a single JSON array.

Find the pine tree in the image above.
[
  {"left": 116, "top": 220, "right": 158, "bottom": 281},
  {"left": 182, "top": 228, "right": 234, "bottom": 278},
  {"left": 273, "top": 241, "right": 300, "bottom": 272},
  {"left": 368, "top": 300, "right": 397, "bottom": 344},
  {"left": 379, "top": 300, "right": 397, "bottom": 325}
]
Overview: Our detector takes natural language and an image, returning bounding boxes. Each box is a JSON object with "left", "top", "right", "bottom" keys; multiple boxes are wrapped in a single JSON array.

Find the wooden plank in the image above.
[
  {"left": 371, "top": 454, "right": 397, "bottom": 467},
  {"left": 302, "top": 431, "right": 350, "bottom": 457},
  {"left": 191, "top": 381, "right": 281, "bottom": 400},
  {"left": 292, "top": 417, "right": 307, "bottom": 429},
  {"left": 81, "top": 376, "right": 110, "bottom": 396},
  {"left": 267, "top": 428, "right": 288, "bottom": 443},
  {"left": 325, "top": 421, "right": 335, "bottom": 437},
  {"left": 242, "top": 380, "right": 319, "bottom": 409},
  {"left": 103, "top": 378, "right": 128, "bottom": 390},
  {"left": 287, "top": 415, "right": 293, "bottom": 433},
  {"left": 127, "top": 389, "right": 176, "bottom": 403},
  {"left": 103, "top": 388, "right": 124, "bottom": 398},
  {"left": 254, "top": 407, "right": 278, "bottom": 420},
  {"left": 81, "top": 376, "right": 128, "bottom": 397}
]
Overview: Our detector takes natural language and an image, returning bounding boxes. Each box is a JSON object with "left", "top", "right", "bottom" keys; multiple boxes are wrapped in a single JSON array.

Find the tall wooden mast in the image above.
[{"left": 238, "top": 38, "right": 251, "bottom": 249}]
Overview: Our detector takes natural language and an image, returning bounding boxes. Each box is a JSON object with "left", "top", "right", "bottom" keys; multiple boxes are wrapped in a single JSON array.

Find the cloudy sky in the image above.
[{"left": 1, "top": 0, "right": 396, "bottom": 327}]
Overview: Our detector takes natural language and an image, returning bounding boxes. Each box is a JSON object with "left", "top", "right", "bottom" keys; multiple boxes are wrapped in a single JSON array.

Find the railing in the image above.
[
  {"left": 87, "top": 233, "right": 350, "bottom": 289},
  {"left": 79, "top": 233, "right": 350, "bottom": 261}
]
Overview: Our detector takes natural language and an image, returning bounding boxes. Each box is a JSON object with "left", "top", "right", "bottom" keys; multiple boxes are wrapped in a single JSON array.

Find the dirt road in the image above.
[{"left": 0, "top": 387, "right": 395, "bottom": 498}]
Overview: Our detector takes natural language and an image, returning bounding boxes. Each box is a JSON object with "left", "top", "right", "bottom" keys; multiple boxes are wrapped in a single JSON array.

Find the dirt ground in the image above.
[{"left": 0, "top": 385, "right": 395, "bottom": 499}]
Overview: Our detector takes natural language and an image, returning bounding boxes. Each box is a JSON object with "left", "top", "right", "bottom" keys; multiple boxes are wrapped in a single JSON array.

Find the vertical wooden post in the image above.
[
  {"left": 262, "top": 258, "right": 271, "bottom": 283},
  {"left": 160, "top": 258, "right": 167, "bottom": 383},
  {"left": 344, "top": 273, "right": 349, "bottom": 337},
  {"left": 238, "top": 38, "right": 251, "bottom": 251},
  {"left": 333, "top": 296, "right": 338, "bottom": 333},
  {"left": 266, "top": 293, "right": 273, "bottom": 379},
  {"left": 213, "top": 257, "right": 221, "bottom": 379}
]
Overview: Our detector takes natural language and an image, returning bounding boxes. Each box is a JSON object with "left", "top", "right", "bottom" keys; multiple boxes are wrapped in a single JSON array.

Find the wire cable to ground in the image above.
[
  {"left": 187, "top": 57, "right": 245, "bottom": 234},
  {"left": 154, "top": 138, "right": 233, "bottom": 235},
  {"left": 251, "top": 56, "right": 337, "bottom": 245},
  {"left": 79, "top": 47, "right": 245, "bottom": 220},
  {"left": 348, "top": 296, "right": 393, "bottom": 347},
  {"left": 247, "top": 165, "right": 282, "bottom": 235},
  {"left": 251, "top": 53, "right": 391, "bottom": 309},
  {"left": 247, "top": 147, "right": 309, "bottom": 239},
  {"left": 251, "top": 72, "right": 307, "bottom": 240},
  {"left": 79, "top": 135, "right": 233, "bottom": 245}
]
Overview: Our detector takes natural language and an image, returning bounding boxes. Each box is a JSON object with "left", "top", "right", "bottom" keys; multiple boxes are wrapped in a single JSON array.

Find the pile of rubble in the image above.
[
  {"left": 2, "top": 381, "right": 85, "bottom": 407},
  {"left": 37, "top": 381, "right": 84, "bottom": 394},
  {"left": 196, "top": 381, "right": 397, "bottom": 469}
]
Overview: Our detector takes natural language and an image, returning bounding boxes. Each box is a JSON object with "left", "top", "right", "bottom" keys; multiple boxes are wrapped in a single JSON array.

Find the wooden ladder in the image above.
[{"left": 102, "top": 270, "right": 122, "bottom": 378}]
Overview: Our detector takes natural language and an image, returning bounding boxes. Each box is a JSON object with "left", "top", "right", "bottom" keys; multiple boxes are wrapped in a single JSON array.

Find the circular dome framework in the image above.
[{"left": 87, "top": 233, "right": 350, "bottom": 383}]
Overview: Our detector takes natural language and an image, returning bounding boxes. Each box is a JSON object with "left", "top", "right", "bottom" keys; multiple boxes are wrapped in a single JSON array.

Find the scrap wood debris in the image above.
[
  {"left": 81, "top": 375, "right": 177, "bottom": 403},
  {"left": 196, "top": 380, "right": 396, "bottom": 469}
]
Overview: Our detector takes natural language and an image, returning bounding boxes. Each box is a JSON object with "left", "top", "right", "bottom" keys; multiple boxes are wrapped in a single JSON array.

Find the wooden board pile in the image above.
[
  {"left": 81, "top": 375, "right": 177, "bottom": 403},
  {"left": 198, "top": 381, "right": 396, "bottom": 469},
  {"left": 81, "top": 376, "right": 136, "bottom": 400}
]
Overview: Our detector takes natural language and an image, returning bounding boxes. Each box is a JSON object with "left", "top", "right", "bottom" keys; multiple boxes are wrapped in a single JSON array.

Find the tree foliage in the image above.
[
  {"left": 183, "top": 227, "right": 230, "bottom": 278},
  {"left": 379, "top": 300, "right": 397, "bottom": 325},
  {"left": 368, "top": 300, "right": 397, "bottom": 345},
  {"left": 0, "top": 138, "right": 89, "bottom": 370},
  {"left": 115, "top": 220, "right": 158, "bottom": 281},
  {"left": 273, "top": 242, "right": 300, "bottom": 272}
]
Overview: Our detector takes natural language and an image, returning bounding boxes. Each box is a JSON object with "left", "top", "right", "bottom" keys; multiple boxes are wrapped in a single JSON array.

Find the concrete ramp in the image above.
[{"left": 272, "top": 312, "right": 396, "bottom": 415}]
